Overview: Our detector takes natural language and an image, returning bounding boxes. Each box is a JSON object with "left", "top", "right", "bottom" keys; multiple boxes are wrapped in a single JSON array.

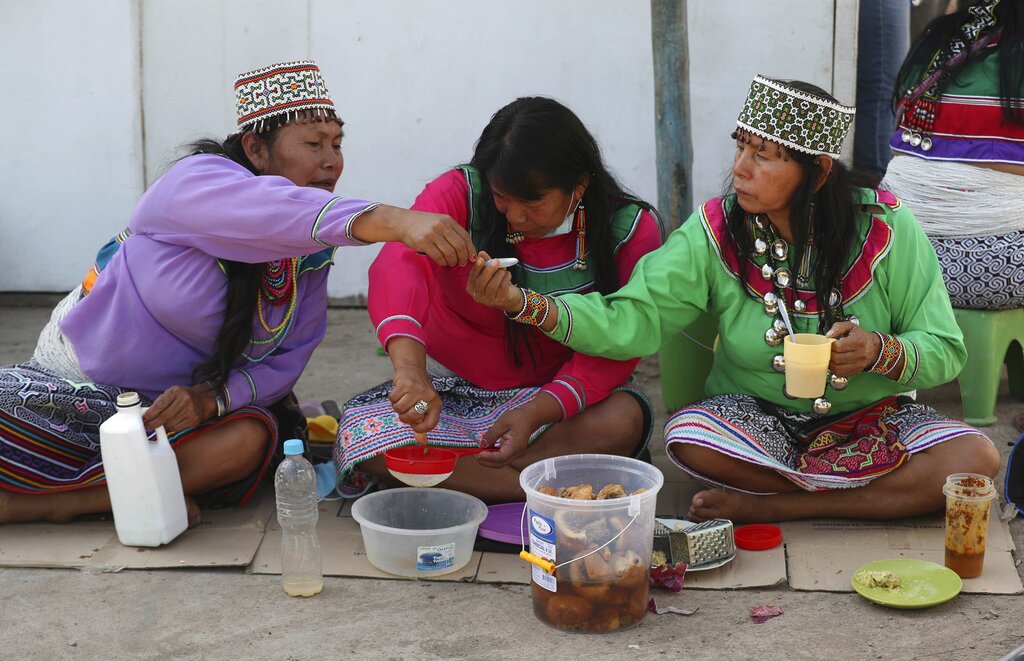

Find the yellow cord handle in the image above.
[{"left": 519, "top": 551, "right": 555, "bottom": 575}]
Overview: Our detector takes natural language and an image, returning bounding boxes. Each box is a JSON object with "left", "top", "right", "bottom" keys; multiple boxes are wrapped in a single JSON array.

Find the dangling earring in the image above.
[
  {"left": 573, "top": 200, "right": 587, "bottom": 271},
  {"left": 506, "top": 227, "right": 524, "bottom": 244}
]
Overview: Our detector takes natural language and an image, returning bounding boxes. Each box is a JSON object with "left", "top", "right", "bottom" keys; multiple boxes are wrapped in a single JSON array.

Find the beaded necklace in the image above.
[
  {"left": 750, "top": 215, "right": 855, "bottom": 415},
  {"left": 244, "top": 258, "right": 299, "bottom": 363}
]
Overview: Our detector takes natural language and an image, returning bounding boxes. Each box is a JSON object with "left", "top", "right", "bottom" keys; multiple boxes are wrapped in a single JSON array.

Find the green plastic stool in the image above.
[
  {"left": 658, "top": 312, "right": 718, "bottom": 412},
  {"left": 953, "top": 307, "right": 1024, "bottom": 427}
]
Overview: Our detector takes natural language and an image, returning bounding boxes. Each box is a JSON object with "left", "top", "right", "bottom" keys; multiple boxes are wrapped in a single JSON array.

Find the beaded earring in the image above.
[{"left": 573, "top": 200, "right": 587, "bottom": 271}]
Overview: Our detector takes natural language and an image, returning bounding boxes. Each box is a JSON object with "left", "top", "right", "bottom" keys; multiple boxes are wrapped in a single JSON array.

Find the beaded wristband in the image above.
[
  {"left": 868, "top": 332, "right": 904, "bottom": 376},
  {"left": 507, "top": 288, "right": 551, "bottom": 327}
]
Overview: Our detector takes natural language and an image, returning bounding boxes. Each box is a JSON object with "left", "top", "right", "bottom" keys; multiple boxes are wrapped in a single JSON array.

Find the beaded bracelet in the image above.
[
  {"left": 868, "top": 332, "right": 904, "bottom": 376},
  {"left": 506, "top": 287, "right": 551, "bottom": 327}
]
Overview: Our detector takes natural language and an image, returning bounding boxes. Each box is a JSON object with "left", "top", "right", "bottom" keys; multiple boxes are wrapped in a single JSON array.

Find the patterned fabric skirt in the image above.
[
  {"left": 931, "top": 231, "right": 1024, "bottom": 310},
  {"left": 0, "top": 361, "right": 291, "bottom": 507},
  {"left": 664, "top": 393, "right": 983, "bottom": 493},
  {"left": 334, "top": 376, "right": 653, "bottom": 498}
]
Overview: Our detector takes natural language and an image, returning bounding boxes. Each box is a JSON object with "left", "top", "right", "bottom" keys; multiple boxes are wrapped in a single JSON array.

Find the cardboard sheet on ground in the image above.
[
  {"left": 781, "top": 514, "right": 1021, "bottom": 594},
  {"left": 0, "top": 489, "right": 275, "bottom": 571}
]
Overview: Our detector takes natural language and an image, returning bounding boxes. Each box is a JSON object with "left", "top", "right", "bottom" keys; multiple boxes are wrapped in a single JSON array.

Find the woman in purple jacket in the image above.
[{"left": 0, "top": 60, "right": 472, "bottom": 525}]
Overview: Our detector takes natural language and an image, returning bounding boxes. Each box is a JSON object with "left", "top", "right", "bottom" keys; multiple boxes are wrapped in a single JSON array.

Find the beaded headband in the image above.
[
  {"left": 234, "top": 60, "right": 336, "bottom": 133},
  {"left": 736, "top": 75, "right": 855, "bottom": 159}
]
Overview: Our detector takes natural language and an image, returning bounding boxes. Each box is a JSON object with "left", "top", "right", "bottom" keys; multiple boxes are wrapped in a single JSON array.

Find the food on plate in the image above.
[{"left": 853, "top": 569, "right": 903, "bottom": 591}]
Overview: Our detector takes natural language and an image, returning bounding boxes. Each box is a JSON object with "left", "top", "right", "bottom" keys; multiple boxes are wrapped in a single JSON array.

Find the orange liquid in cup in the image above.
[{"left": 942, "top": 473, "right": 996, "bottom": 579}]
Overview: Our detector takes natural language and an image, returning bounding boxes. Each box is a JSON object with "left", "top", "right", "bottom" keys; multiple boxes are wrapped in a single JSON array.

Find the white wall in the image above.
[
  {"left": 0, "top": 0, "right": 144, "bottom": 291},
  {"left": 0, "top": 0, "right": 857, "bottom": 298}
]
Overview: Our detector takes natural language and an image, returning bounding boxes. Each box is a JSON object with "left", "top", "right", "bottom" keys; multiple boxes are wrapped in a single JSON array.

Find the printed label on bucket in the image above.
[
  {"left": 416, "top": 543, "right": 455, "bottom": 571},
  {"left": 528, "top": 510, "right": 557, "bottom": 592}
]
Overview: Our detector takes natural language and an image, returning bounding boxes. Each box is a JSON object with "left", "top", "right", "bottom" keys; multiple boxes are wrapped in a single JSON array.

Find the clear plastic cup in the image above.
[
  {"left": 783, "top": 333, "right": 835, "bottom": 398},
  {"left": 942, "top": 473, "right": 996, "bottom": 579}
]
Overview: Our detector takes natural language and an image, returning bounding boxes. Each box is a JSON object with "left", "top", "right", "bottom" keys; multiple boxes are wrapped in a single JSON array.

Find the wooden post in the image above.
[{"left": 651, "top": 0, "right": 692, "bottom": 232}]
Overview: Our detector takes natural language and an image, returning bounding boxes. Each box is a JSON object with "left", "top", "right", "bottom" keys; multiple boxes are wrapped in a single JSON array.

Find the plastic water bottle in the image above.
[
  {"left": 99, "top": 392, "right": 188, "bottom": 547},
  {"left": 274, "top": 439, "right": 323, "bottom": 597}
]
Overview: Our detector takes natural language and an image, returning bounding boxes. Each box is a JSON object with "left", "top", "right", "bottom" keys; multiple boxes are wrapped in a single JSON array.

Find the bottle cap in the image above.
[
  {"left": 116, "top": 392, "right": 140, "bottom": 407},
  {"left": 734, "top": 524, "right": 783, "bottom": 551},
  {"left": 283, "top": 439, "right": 305, "bottom": 456}
]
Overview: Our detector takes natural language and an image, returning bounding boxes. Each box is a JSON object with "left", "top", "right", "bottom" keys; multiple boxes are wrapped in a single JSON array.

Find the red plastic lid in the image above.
[{"left": 735, "top": 524, "right": 783, "bottom": 551}]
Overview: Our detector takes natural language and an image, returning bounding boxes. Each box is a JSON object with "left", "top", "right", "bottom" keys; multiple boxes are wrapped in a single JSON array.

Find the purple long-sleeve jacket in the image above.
[{"left": 60, "top": 154, "right": 377, "bottom": 410}]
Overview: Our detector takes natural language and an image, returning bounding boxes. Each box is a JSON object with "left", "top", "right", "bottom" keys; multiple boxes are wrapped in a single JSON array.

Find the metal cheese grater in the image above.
[{"left": 653, "top": 518, "right": 736, "bottom": 566}]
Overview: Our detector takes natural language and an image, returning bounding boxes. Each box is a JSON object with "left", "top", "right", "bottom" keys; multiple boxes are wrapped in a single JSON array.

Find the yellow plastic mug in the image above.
[{"left": 783, "top": 333, "right": 835, "bottom": 398}]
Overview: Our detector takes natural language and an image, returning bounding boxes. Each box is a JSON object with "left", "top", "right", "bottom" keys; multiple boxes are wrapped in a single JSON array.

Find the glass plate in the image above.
[{"left": 851, "top": 558, "right": 962, "bottom": 609}]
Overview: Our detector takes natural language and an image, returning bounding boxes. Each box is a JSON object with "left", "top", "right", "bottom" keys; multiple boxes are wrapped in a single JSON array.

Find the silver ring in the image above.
[{"left": 413, "top": 399, "right": 429, "bottom": 415}]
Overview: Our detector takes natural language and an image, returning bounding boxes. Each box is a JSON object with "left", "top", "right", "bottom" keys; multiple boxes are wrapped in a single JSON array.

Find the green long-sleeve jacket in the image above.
[{"left": 545, "top": 189, "right": 966, "bottom": 415}]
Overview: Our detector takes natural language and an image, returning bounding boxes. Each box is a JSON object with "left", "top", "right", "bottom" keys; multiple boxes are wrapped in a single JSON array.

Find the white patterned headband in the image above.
[{"left": 735, "top": 75, "right": 855, "bottom": 159}]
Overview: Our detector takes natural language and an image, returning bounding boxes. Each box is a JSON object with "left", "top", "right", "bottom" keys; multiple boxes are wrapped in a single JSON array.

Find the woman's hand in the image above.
[
  {"left": 348, "top": 205, "right": 475, "bottom": 267},
  {"left": 398, "top": 211, "right": 475, "bottom": 267},
  {"left": 827, "top": 320, "right": 882, "bottom": 377},
  {"left": 476, "top": 405, "right": 541, "bottom": 469},
  {"left": 467, "top": 251, "right": 524, "bottom": 314},
  {"left": 388, "top": 365, "right": 442, "bottom": 433},
  {"left": 143, "top": 384, "right": 216, "bottom": 434}
]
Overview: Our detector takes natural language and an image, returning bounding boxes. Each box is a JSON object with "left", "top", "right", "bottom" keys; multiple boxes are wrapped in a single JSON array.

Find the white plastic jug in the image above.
[{"left": 99, "top": 392, "right": 188, "bottom": 547}]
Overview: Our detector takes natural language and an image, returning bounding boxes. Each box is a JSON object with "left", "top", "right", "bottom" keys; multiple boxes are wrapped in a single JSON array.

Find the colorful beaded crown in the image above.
[
  {"left": 234, "top": 60, "right": 336, "bottom": 132},
  {"left": 736, "top": 75, "right": 855, "bottom": 159}
]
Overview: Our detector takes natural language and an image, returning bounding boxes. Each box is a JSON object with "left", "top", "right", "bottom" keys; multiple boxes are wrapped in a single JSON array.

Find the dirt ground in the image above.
[{"left": 1, "top": 299, "right": 1022, "bottom": 661}]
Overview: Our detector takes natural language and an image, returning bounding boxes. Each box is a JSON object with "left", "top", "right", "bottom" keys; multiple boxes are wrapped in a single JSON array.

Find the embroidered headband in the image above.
[
  {"left": 234, "top": 60, "right": 337, "bottom": 133},
  {"left": 735, "top": 75, "right": 855, "bottom": 159}
]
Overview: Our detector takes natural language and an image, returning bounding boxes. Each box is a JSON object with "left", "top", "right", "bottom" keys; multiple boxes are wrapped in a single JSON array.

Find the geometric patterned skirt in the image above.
[
  {"left": 0, "top": 361, "right": 285, "bottom": 507},
  {"left": 664, "top": 393, "right": 985, "bottom": 493},
  {"left": 334, "top": 375, "right": 653, "bottom": 498},
  {"left": 931, "top": 231, "right": 1024, "bottom": 310}
]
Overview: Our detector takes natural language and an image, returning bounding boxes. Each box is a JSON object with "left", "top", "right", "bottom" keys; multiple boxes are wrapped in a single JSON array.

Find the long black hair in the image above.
[
  {"left": 726, "top": 81, "right": 859, "bottom": 334},
  {"left": 893, "top": 0, "right": 1024, "bottom": 125},
  {"left": 469, "top": 96, "right": 635, "bottom": 365},
  {"left": 187, "top": 110, "right": 338, "bottom": 388}
]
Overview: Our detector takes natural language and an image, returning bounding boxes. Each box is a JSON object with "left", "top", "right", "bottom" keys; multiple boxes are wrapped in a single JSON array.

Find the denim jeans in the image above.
[{"left": 854, "top": 0, "right": 911, "bottom": 181}]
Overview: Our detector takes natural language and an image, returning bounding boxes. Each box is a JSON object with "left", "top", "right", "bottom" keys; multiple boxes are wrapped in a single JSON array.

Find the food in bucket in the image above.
[
  {"left": 535, "top": 483, "right": 645, "bottom": 500},
  {"left": 853, "top": 569, "right": 903, "bottom": 592},
  {"left": 531, "top": 501, "right": 650, "bottom": 633}
]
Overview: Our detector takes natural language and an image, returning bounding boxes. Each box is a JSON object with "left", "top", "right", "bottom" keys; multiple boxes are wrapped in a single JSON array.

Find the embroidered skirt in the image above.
[
  {"left": 0, "top": 361, "right": 287, "bottom": 506},
  {"left": 334, "top": 375, "right": 653, "bottom": 497},
  {"left": 664, "top": 393, "right": 983, "bottom": 492}
]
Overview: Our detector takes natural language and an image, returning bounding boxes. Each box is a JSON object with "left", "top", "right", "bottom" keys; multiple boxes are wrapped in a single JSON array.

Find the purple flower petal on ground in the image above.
[{"left": 750, "top": 604, "right": 784, "bottom": 624}]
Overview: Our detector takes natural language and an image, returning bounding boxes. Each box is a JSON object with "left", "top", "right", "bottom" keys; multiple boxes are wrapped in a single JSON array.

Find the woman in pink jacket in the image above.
[{"left": 335, "top": 97, "right": 663, "bottom": 502}]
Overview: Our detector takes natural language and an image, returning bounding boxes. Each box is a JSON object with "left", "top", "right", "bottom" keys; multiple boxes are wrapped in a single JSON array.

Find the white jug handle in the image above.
[
  {"left": 154, "top": 425, "right": 171, "bottom": 449},
  {"left": 140, "top": 407, "right": 171, "bottom": 447}
]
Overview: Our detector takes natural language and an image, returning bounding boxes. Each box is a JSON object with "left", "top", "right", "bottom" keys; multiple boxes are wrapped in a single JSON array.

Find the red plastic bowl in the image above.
[{"left": 383, "top": 445, "right": 459, "bottom": 476}]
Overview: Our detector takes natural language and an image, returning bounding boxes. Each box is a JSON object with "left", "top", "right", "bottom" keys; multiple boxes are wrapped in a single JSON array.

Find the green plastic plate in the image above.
[{"left": 851, "top": 559, "right": 962, "bottom": 609}]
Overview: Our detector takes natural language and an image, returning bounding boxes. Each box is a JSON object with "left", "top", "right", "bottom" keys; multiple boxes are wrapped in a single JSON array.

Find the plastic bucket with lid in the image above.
[
  {"left": 519, "top": 454, "right": 664, "bottom": 633},
  {"left": 351, "top": 487, "right": 487, "bottom": 577}
]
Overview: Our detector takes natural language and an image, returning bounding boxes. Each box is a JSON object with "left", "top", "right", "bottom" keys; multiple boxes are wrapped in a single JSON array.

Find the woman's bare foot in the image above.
[
  {"left": 185, "top": 496, "right": 202, "bottom": 528},
  {"left": 687, "top": 488, "right": 776, "bottom": 523},
  {"left": 0, "top": 489, "right": 15, "bottom": 524}
]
